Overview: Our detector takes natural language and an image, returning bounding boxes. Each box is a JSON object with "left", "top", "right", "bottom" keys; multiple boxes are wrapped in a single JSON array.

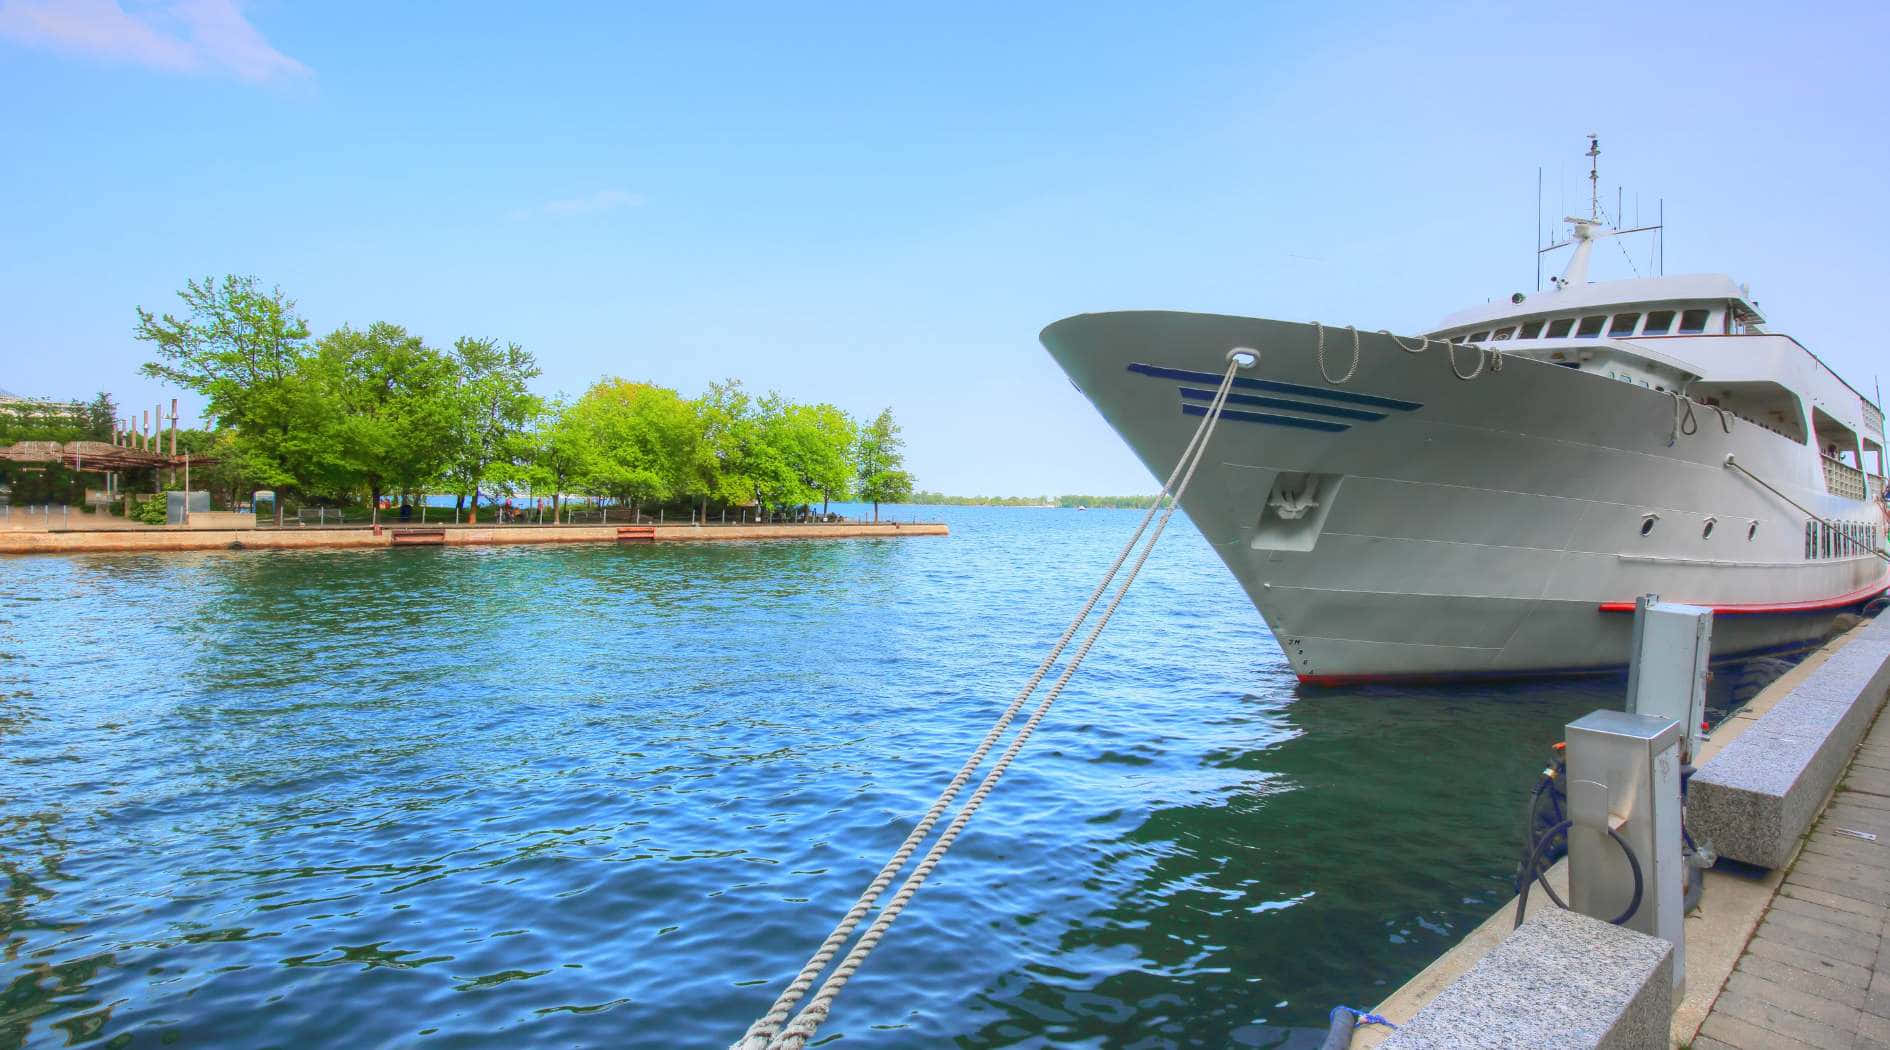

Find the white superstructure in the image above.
[{"left": 1041, "top": 151, "right": 1888, "bottom": 684}]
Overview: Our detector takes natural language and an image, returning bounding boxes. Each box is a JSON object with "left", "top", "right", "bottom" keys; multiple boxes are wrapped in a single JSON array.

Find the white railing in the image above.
[
  {"left": 1869, "top": 474, "right": 1885, "bottom": 503},
  {"left": 1864, "top": 400, "right": 1884, "bottom": 438},
  {"left": 1823, "top": 456, "right": 1867, "bottom": 501}
]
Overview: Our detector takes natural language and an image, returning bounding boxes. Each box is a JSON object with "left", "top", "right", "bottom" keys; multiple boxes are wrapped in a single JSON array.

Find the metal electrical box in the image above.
[
  {"left": 1565, "top": 709, "right": 1686, "bottom": 997},
  {"left": 1626, "top": 595, "right": 1712, "bottom": 762},
  {"left": 165, "top": 490, "right": 210, "bottom": 525}
]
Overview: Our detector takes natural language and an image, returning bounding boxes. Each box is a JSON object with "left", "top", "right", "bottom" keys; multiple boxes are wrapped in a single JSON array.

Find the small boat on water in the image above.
[{"left": 1042, "top": 140, "right": 1889, "bottom": 684}]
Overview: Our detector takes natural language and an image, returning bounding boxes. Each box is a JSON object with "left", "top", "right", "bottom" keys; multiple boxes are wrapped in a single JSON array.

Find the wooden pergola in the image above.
[{"left": 0, "top": 440, "right": 194, "bottom": 471}]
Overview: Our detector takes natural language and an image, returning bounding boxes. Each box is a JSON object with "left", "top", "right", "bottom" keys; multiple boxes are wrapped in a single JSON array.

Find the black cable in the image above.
[
  {"left": 1515, "top": 818, "right": 1571, "bottom": 928},
  {"left": 1604, "top": 827, "right": 1644, "bottom": 926},
  {"left": 1513, "top": 819, "right": 1645, "bottom": 929}
]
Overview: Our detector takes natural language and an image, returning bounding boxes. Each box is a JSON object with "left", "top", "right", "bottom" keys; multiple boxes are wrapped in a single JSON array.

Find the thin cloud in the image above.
[
  {"left": 0, "top": 0, "right": 309, "bottom": 82},
  {"left": 512, "top": 189, "right": 646, "bottom": 221}
]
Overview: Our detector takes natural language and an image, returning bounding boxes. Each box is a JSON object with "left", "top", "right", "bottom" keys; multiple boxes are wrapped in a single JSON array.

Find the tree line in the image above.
[{"left": 133, "top": 275, "right": 914, "bottom": 524}]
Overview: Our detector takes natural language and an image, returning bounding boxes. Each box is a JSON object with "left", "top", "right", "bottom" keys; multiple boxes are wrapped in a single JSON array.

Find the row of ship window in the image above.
[
  {"left": 1455, "top": 308, "right": 1712, "bottom": 344},
  {"left": 1805, "top": 519, "right": 1879, "bottom": 560}
]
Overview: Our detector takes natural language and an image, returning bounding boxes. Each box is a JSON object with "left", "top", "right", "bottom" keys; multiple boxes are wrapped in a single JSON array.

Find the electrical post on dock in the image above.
[{"left": 1563, "top": 596, "right": 1711, "bottom": 998}]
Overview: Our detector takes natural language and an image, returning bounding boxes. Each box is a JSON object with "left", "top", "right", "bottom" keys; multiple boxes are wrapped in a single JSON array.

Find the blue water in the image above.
[{"left": 0, "top": 507, "right": 1781, "bottom": 1047}]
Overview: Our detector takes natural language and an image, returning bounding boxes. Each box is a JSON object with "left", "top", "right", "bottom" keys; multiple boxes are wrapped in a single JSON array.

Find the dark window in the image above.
[
  {"left": 1679, "top": 309, "right": 1710, "bottom": 334},
  {"left": 1546, "top": 318, "right": 1575, "bottom": 338},
  {"left": 1576, "top": 316, "right": 1606, "bottom": 338},
  {"left": 1519, "top": 321, "right": 1544, "bottom": 338},
  {"left": 1806, "top": 520, "right": 1817, "bottom": 559},
  {"left": 1491, "top": 327, "right": 1515, "bottom": 340},
  {"left": 1643, "top": 310, "right": 1675, "bottom": 334},
  {"left": 1469, "top": 331, "right": 1491, "bottom": 341},
  {"left": 1609, "top": 313, "right": 1641, "bottom": 336},
  {"left": 1449, "top": 335, "right": 1466, "bottom": 343}
]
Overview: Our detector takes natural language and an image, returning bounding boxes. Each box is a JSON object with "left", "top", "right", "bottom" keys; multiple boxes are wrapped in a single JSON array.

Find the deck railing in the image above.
[
  {"left": 1869, "top": 474, "right": 1885, "bottom": 503},
  {"left": 1823, "top": 456, "right": 1867, "bottom": 501}
]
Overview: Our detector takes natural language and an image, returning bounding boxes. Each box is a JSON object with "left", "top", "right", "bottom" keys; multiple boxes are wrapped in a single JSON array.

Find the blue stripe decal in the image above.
[
  {"left": 1129, "top": 362, "right": 1422, "bottom": 411},
  {"left": 1177, "top": 386, "right": 1386, "bottom": 421},
  {"left": 1182, "top": 403, "right": 1350, "bottom": 432}
]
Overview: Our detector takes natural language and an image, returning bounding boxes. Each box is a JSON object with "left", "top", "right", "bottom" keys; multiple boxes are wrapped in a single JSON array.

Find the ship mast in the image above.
[{"left": 1537, "top": 133, "right": 1661, "bottom": 291}]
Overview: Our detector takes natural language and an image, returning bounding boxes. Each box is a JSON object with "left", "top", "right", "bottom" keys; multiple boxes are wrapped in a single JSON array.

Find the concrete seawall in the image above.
[
  {"left": 1356, "top": 614, "right": 1890, "bottom": 1048},
  {"left": 0, "top": 521, "right": 948, "bottom": 555}
]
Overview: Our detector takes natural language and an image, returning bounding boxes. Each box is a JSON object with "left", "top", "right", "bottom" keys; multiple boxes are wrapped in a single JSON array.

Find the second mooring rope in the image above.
[{"left": 734, "top": 350, "right": 1254, "bottom": 1050}]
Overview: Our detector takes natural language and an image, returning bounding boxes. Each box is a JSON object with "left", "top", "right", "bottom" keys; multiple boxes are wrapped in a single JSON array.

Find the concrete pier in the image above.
[
  {"left": 0, "top": 520, "right": 948, "bottom": 555},
  {"left": 1358, "top": 612, "right": 1890, "bottom": 1048}
]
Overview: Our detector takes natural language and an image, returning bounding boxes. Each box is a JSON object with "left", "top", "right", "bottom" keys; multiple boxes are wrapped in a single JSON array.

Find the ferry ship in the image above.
[{"left": 1041, "top": 145, "right": 1889, "bottom": 684}]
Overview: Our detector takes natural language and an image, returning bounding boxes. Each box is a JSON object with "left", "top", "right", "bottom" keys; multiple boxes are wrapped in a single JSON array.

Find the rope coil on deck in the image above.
[{"left": 733, "top": 351, "right": 1254, "bottom": 1050}]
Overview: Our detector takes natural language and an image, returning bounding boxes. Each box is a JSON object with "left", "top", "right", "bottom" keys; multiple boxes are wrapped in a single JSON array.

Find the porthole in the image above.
[
  {"left": 1640, "top": 514, "right": 1658, "bottom": 536},
  {"left": 1702, "top": 517, "right": 1716, "bottom": 539},
  {"left": 1747, "top": 521, "right": 1758, "bottom": 541}
]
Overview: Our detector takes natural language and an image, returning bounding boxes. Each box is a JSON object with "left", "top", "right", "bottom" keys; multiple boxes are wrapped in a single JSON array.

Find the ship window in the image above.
[
  {"left": 1609, "top": 313, "right": 1641, "bottom": 336},
  {"left": 1644, "top": 310, "right": 1675, "bottom": 334},
  {"left": 1576, "top": 316, "right": 1606, "bottom": 338},
  {"left": 1806, "top": 520, "right": 1816, "bottom": 559},
  {"left": 1469, "top": 331, "right": 1491, "bottom": 341},
  {"left": 1679, "top": 308, "right": 1710, "bottom": 333},
  {"left": 1747, "top": 521, "right": 1758, "bottom": 541},
  {"left": 1546, "top": 318, "right": 1574, "bottom": 338},
  {"left": 1703, "top": 518, "right": 1715, "bottom": 538},
  {"left": 1519, "top": 321, "right": 1544, "bottom": 338},
  {"left": 1449, "top": 335, "right": 1466, "bottom": 343},
  {"left": 1491, "top": 327, "right": 1515, "bottom": 340}
]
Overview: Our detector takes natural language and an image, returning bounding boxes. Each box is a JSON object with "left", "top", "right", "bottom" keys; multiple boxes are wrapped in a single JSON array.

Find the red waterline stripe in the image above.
[{"left": 1596, "top": 578, "right": 1889, "bottom": 615}]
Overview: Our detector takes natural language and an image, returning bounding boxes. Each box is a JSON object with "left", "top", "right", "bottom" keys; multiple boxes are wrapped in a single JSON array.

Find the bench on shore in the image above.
[
  {"left": 390, "top": 528, "right": 447, "bottom": 546},
  {"left": 1687, "top": 614, "right": 1890, "bottom": 868}
]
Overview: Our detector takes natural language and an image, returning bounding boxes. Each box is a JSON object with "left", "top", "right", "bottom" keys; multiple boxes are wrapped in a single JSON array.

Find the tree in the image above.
[
  {"left": 770, "top": 400, "right": 856, "bottom": 516},
  {"left": 317, "top": 323, "right": 459, "bottom": 523},
  {"left": 570, "top": 379, "right": 692, "bottom": 518},
  {"left": 446, "top": 337, "right": 541, "bottom": 521},
  {"left": 135, "top": 275, "right": 319, "bottom": 525},
  {"left": 856, "top": 408, "right": 913, "bottom": 522},
  {"left": 82, "top": 393, "right": 118, "bottom": 440},
  {"left": 524, "top": 397, "right": 597, "bottom": 524},
  {"left": 684, "top": 380, "right": 764, "bottom": 521}
]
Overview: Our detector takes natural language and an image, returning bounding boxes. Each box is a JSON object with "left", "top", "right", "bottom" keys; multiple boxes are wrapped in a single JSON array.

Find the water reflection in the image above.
[{"left": 0, "top": 510, "right": 1818, "bottom": 1048}]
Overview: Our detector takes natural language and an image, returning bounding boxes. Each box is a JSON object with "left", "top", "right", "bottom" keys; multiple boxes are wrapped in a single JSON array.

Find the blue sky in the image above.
[{"left": 4, "top": 1, "right": 1888, "bottom": 493}]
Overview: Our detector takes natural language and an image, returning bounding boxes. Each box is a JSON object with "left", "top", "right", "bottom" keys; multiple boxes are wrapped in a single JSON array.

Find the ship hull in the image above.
[{"left": 1041, "top": 312, "right": 1888, "bottom": 683}]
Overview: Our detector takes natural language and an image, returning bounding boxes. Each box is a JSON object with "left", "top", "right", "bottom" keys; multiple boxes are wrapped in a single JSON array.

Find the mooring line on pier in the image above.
[{"left": 733, "top": 349, "right": 1255, "bottom": 1050}]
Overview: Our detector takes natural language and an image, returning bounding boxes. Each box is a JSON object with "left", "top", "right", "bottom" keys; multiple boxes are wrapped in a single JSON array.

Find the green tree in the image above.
[
  {"left": 82, "top": 393, "right": 118, "bottom": 440},
  {"left": 856, "top": 407, "right": 913, "bottom": 522},
  {"left": 525, "top": 397, "right": 597, "bottom": 524},
  {"left": 317, "top": 323, "right": 460, "bottom": 523},
  {"left": 684, "top": 380, "right": 763, "bottom": 520},
  {"left": 769, "top": 400, "right": 856, "bottom": 515},
  {"left": 570, "top": 379, "right": 693, "bottom": 518},
  {"left": 135, "top": 275, "right": 319, "bottom": 525},
  {"left": 447, "top": 336, "right": 542, "bottom": 520}
]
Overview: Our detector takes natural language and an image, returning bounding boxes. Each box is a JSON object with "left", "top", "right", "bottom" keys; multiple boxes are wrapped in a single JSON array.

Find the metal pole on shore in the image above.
[{"left": 183, "top": 453, "right": 191, "bottom": 526}]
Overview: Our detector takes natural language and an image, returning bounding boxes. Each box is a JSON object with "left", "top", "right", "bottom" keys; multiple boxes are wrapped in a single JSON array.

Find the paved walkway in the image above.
[{"left": 1696, "top": 709, "right": 1890, "bottom": 1050}]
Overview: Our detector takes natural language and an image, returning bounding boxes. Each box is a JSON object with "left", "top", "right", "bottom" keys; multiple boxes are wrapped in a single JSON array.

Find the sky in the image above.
[{"left": 4, "top": 1, "right": 1888, "bottom": 494}]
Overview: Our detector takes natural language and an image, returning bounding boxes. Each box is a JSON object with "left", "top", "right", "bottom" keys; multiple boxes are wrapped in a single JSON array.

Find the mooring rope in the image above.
[
  {"left": 1724, "top": 454, "right": 1890, "bottom": 564},
  {"left": 733, "top": 351, "right": 1253, "bottom": 1050},
  {"left": 1314, "top": 322, "right": 1360, "bottom": 385}
]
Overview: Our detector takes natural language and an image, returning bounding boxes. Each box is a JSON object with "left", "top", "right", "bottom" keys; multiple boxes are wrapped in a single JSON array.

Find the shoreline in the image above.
[{"left": 0, "top": 520, "right": 948, "bottom": 555}]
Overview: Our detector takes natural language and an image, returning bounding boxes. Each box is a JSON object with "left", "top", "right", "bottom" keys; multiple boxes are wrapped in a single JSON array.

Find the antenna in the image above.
[
  {"left": 1536, "top": 166, "right": 1543, "bottom": 291},
  {"left": 1659, "top": 198, "right": 1664, "bottom": 275},
  {"left": 1587, "top": 133, "right": 1600, "bottom": 221}
]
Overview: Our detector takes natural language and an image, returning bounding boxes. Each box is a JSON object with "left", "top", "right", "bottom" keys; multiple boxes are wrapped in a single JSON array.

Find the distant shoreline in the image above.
[{"left": 910, "top": 492, "right": 1159, "bottom": 509}]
